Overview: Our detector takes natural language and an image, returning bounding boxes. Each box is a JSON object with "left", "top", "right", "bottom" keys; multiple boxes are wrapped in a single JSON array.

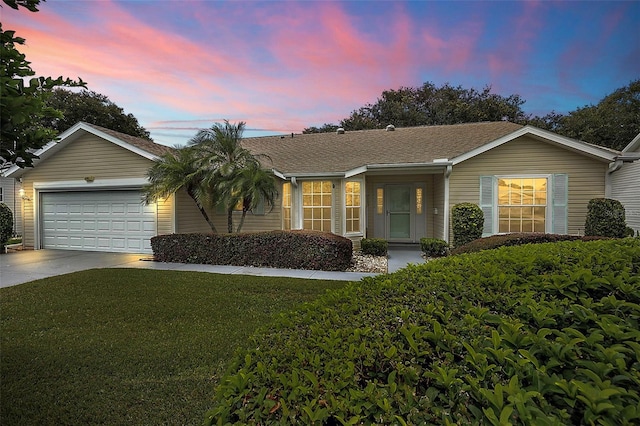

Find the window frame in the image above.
[
  {"left": 343, "top": 179, "right": 364, "bottom": 236},
  {"left": 300, "top": 180, "right": 334, "bottom": 233},
  {"left": 493, "top": 174, "right": 551, "bottom": 234}
]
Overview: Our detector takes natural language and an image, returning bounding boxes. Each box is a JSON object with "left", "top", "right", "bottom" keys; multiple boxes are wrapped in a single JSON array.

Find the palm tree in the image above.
[
  {"left": 144, "top": 120, "right": 277, "bottom": 234},
  {"left": 143, "top": 146, "right": 219, "bottom": 233},
  {"left": 191, "top": 120, "right": 276, "bottom": 233},
  {"left": 224, "top": 162, "right": 279, "bottom": 233}
]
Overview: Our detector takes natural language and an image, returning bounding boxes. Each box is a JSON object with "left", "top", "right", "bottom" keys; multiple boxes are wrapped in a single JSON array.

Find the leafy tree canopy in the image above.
[
  {"left": 303, "top": 82, "right": 527, "bottom": 133},
  {"left": 531, "top": 79, "right": 639, "bottom": 151},
  {"left": 304, "top": 80, "right": 639, "bottom": 151},
  {"left": 42, "top": 89, "right": 152, "bottom": 140},
  {"left": 1, "top": 0, "right": 85, "bottom": 170}
]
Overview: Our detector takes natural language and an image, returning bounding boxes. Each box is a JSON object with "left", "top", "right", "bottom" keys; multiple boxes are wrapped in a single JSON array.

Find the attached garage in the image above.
[
  {"left": 41, "top": 190, "right": 156, "bottom": 253},
  {"left": 5, "top": 122, "right": 175, "bottom": 253}
]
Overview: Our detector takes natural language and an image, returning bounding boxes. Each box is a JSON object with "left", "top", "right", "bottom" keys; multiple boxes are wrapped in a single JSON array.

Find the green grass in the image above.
[{"left": 0, "top": 268, "right": 347, "bottom": 425}]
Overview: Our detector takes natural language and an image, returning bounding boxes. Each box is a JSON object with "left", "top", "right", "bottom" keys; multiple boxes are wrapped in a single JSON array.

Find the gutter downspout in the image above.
[
  {"left": 443, "top": 165, "right": 452, "bottom": 243},
  {"left": 605, "top": 160, "right": 623, "bottom": 198}
]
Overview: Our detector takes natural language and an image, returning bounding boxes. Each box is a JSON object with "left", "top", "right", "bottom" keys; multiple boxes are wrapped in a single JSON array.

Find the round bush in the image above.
[
  {"left": 0, "top": 203, "right": 13, "bottom": 250},
  {"left": 207, "top": 239, "right": 640, "bottom": 425},
  {"left": 451, "top": 202, "right": 484, "bottom": 248},
  {"left": 584, "top": 198, "right": 627, "bottom": 238}
]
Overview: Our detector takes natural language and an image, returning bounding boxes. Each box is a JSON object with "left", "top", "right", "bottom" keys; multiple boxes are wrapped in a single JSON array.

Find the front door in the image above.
[{"left": 387, "top": 185, "right": 412, "bottom": 240}]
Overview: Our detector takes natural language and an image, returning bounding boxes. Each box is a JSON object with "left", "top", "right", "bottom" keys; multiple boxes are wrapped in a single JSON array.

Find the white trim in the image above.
[
  {"left": 492, "top": 174, "right": 552, "bottom": 234},
  {"left": 443, "top": 165, "right": 451, "bottom": 242},
  {"left": 342, "top": 178, "right": 365, "bottom": 237},
  {"left": 33, "top": 177, "right": 149, "bottom": 190},
  {"left": 621, "top": 133, "right": 640, "bottom": 153},
  {"left": 32, "top": 178, "right": 151, "bottom": 249},
  {"left": 345, "top": 165, "right": 368, "bottom": 178},
  {"left": 6, "top": 122, "right": 162, "bottom": 177},
  {"left": 452, "top": 125, "right": 618, "bottom": 165}
]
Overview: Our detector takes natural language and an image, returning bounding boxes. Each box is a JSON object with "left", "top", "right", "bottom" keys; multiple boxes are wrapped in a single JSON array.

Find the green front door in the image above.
[{"left": 387, "top": 185, "right": 411, "bottom": 240}]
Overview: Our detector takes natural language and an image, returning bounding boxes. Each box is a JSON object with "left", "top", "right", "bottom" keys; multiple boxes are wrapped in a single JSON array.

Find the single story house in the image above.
[
  {"left": 608, "top": 133, "right": 640, "bottom": 235},
  {"left": 4, "top": 121, "right": 631, "bottom": 254}
]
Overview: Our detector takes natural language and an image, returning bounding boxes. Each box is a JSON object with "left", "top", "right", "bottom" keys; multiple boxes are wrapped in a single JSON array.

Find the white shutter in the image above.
[
  {"left": 479, "top": 176, "right": 495, "bottom": 236},
  {"left": 552, "top": 174, "right": 568, "bottom": 234}
]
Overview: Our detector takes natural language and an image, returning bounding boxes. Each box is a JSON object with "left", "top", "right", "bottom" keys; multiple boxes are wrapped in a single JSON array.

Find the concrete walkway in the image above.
[
  {"left": 387, "top": 244, "right": 425, "bottom": 273},
  {"left": 1, "top": 246, "right": 425, "bottom": 288}
]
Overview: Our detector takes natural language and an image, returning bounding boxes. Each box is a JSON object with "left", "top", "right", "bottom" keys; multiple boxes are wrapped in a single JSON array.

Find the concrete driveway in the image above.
[
  {"left": 0, "top": 249, "right": 379, "bottom": 288},
  {"left": 0, "top": 250, "right": 151, "bottom": 288}
]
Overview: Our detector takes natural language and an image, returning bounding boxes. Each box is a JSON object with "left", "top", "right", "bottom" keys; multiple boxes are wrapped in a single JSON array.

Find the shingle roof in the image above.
[
  {"left": 241, "top": 121, "right": 524, "bottom": 175},
  {"left": 84, "top": 123, "right": 175, "bottom": 157}
]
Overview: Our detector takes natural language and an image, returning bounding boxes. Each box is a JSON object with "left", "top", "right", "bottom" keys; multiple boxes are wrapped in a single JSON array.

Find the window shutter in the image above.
[
  {"left": 479, "top": 176, "right": 495, "bottom": 236},
  {"left": 552, "top": 174, "right": 568, "bottom": 234}
]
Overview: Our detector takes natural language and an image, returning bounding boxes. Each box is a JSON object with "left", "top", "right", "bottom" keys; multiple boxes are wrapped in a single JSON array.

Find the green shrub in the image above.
[
  {"left": 0, "top": 203, "right": 13, "bottom": 251},
  {"left": 151, "top": 230, "right": 352, "bottom": 271},
  {"left": 585, "top": 198, "right": 627, "bottom": 237},
  {"left": 360, "top": 238, "right": 388, "bottom": 256},
  {"left": 451, "top": 202, "right": 484, "bottom": 247},
  {"left": 420, "top": 237, "right": 449, "bottom": 257},
  {"left": 206, "top": 238, "right": 640, "bottom": 425},
  {"left": 450, "top": 232, "right": 608, "bottom": 255},
  {"left": 626, "top": 226, "right": 636, "bottom": 237}
]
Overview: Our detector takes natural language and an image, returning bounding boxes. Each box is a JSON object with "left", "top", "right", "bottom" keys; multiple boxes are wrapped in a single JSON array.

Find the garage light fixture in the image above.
[{"left": 19, "top": 188, "right": 30, "bottom": 201}]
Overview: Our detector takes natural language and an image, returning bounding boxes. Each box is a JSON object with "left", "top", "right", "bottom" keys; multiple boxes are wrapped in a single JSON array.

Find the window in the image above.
[
  {"left": 345, "top": 181, "right": 361, "bottom": 233},
  {"left": 498, "top": 178, "right": 547, "bottom": 233},
  {"left": 0, "top": 187, "right": 3, "bottom": 202},
  {"left": 282, "top": 182, "right": 291, "bottom": 230},
  {"left": 376, "top": 188, "right": 384, "bottom": 214},
  {"left": 302, "top": 181, "right": 332, "bottom": 231}
]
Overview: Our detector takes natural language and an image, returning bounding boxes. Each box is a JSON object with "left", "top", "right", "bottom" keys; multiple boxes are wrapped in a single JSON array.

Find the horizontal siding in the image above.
[
  {"left": 610, "top": 162, "right": 640, "bottom": 233},
  {"left": 365, "top": 173, "right": 438, "bottom": 239},
  {"left": 450, "top": 135, "right": 608, "bottom": 237},
  {"left": 19, "top": 134, "right": 157, "bottom": 249},
  {"left": 156, "top": 194, "right": 175, "bottom": 236},
  {"left": 175, "top": 185, "right": 283, "bottom": 234}
]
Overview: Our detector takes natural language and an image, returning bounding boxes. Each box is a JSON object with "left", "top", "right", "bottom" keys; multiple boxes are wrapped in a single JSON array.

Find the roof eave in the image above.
[
  {"left": 452, "top": 125, "right": 619, "bottom": 165},
  {"left": 4, "top": 122, "right": 161, "bottom": 178}
]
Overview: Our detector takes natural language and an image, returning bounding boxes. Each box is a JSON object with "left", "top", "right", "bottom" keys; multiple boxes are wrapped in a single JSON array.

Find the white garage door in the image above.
[{"left": 41, "top": 191, "right": 155, "bottom": 253}]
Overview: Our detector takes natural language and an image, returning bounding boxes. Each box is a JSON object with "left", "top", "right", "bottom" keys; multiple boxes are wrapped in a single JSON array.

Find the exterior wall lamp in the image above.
[{"left": 19, "top": 188, "right": 31, "bottom": 201}]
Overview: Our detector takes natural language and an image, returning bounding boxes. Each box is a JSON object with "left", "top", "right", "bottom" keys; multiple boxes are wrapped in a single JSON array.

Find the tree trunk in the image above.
[
  {"left": 227, "top": 208, "right": 234, "bottom": 233},
  {"left": 236, "top": 211, "right": 248, "bottom": 233},
  {"left": 187, "top": 190, "right": 218, "bottom": 233}
]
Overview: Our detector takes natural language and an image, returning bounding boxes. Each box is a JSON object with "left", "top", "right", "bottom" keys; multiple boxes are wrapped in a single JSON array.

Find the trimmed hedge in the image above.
[
  {"left": 420, "top": 237, "right": 449, "bottom": 257},
  {"left": 585, "top": 198, "right": 627, "bottom": 238},
  {"left": 360, "top": 238, "right": 388, "bottom": 256},
  {"left": 0, "top": 203, "right": 13, "bottom": 251},
  {"left": 452, "top": 203, "right": 484, "bottom": 248},
  {"left": 151, "top": 230, "right": 352, "bottom": 271},
  {"left": 450, "top": 232, "right": 608, "bottom": 255},
  {"left": 206, "top": 238, "right": 640, "bottom": 425}
]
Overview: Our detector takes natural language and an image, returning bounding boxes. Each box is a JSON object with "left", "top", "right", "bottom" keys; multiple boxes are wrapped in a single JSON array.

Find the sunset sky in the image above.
[{"left": 4, "top": 0, "right": 639, "bottom": 146}]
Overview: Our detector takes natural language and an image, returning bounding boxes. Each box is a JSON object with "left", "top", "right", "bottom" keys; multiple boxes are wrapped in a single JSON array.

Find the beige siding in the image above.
[
  {"left": 449, "top": 135, "right": 608, "bottom": 238},
  {"left": 19, "top": 134, "right": 167, "bottom": 249},
  {"left": 175, "top": 184, "right": 284, "bottom": 234},
  {"left": 432, "top": 173, "right": 445, "bottom": 240},
  {"left": 365, "top": 173, "right": 438, "bottom": 240}
]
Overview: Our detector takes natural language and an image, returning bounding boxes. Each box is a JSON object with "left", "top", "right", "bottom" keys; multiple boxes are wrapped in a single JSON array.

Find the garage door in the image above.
[{"left": 41, "top": 191, "right": 155, "bottom": 253}]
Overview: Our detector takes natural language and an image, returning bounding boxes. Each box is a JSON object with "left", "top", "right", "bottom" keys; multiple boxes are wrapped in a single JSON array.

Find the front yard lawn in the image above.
[{"left": 0, "top": 269, "right": 347, "bottom": 425}]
